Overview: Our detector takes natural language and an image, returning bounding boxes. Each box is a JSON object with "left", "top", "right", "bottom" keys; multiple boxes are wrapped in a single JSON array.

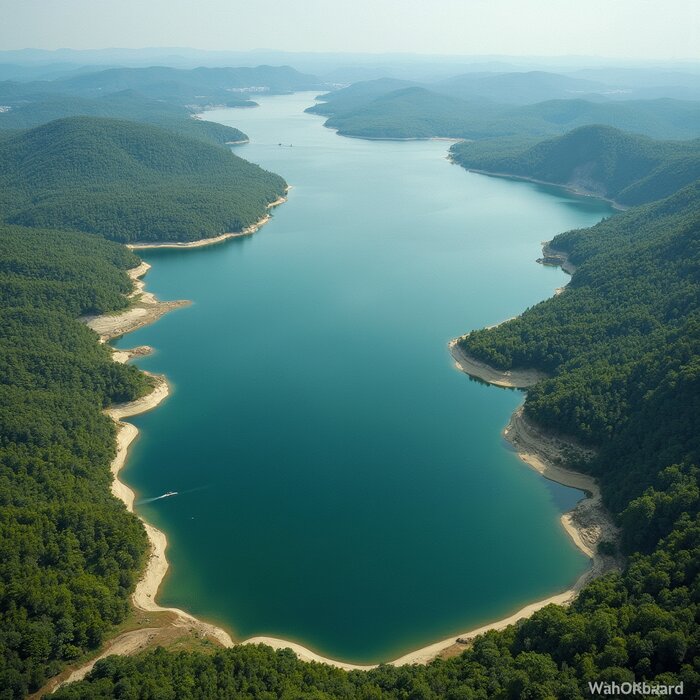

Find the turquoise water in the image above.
[{"left": 116, "top": 93, "right": 613, "bottom": 664}]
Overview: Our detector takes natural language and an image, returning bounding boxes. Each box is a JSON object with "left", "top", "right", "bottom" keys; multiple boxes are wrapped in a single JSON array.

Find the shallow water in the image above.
[{"left": 116, "top": 93, "right": 613, "bottom": 663}]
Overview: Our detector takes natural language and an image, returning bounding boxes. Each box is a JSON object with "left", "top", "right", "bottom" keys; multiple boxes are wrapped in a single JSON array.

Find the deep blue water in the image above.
[{"left": 116, "top": 93, "right": 613, "bottom": 663}]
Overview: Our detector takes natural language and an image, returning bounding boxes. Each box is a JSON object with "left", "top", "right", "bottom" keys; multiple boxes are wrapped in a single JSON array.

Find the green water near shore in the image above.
[{"left": 116, "top": 93, "right": 614, "bottom": 663}]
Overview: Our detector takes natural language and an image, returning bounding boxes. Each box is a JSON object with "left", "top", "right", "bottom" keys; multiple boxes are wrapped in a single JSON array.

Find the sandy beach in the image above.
[
  {"left": 448, "top": 310, "right": 548, "bottom": 388},
  {"left": 74, "top": 195, "right": 296, "bottom": 675},
  {"left": 106, "top": 376, "right": 234, "bottom": 645},
  {"left": 337, "top": 131, "right": 465, "bottom": 143},
  {"left": 45, "top": 374, "right": 234, "bottom": 693},
  {"left": 82, "top": 261, "right": 189, "bottom": 341},
  {"left": 127, "top": 192, "right": 287, "bottom": 250},
  {"left": 96, "top": 263, "right": 240, "bottom": 647}
]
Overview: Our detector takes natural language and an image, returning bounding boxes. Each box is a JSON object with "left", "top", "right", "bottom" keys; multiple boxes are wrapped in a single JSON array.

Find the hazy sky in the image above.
[{"left": 0, "top": 0, "right": 697, "bottom": 60}]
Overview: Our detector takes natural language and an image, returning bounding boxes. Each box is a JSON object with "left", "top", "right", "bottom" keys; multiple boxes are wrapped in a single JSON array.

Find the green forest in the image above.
[
  {"left": 0, "top": 64, "right": 323, "bottom": 112},
  {"left": 457, "top": 180, "right": 700, "bottom": 508},
  {"left": 450, "top": 125, "right": 700, "bottom": 206},
  {"left": 0, "top": 91, "right": 249, "bottom": 147},
  {"left": 0, "top": 117, "right": 287, "bottom": 243},
  {"left": 0, "top": 226, "right": 151, "bottom": 698},
  {"left": 308, "top": 78, "right": 700, "bottom": 141}
]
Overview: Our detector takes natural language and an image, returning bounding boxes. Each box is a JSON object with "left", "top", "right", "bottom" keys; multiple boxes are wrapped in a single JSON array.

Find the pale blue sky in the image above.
[{"left": 0, "top": 0, "right": 697, "bottom": 60}]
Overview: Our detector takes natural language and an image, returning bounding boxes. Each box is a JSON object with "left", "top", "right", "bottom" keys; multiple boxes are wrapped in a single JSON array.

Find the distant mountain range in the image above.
[
  {"left": 308, "top": 75, "right": 700, "bottom": 140},
  {"left": 0, "top": 90, "right": 247, "bottom": 145},
  {"left": 0, "top": 64, "right": 326, "bottom": 113},
  {"left": 0, "top": 64, "right": 328, "bottom": 145}
]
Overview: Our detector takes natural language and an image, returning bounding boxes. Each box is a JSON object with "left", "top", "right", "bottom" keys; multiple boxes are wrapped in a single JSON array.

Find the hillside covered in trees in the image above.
[
  {"left": 0, "top": 90, "right": 248, "bottom": 146},
  {"left": 450, "top": 125, "right": 700, "bottom": 205},
  {"left": 0, "top": 64, "right": 324, "bottom": 111},
  {"left": 0, "top": 226, "right": 152, "bottom": 697},
  {"left": 0, "top": 116, "right": 286, "bottom": 243},
  {"left": 0, "top": 69, "right": 297, "bottom": 698},
  {"left": 309, "top": 78, "right": 700, "bottom": 140},
  {"left": 317, "top": 87, "right": 512, "bottom": 139},
  {"left": 0, "top": 63, "right": 327, "bottom": 148},
  {"left": 457, "top": 179, "right": 700, "bottom": 524}
]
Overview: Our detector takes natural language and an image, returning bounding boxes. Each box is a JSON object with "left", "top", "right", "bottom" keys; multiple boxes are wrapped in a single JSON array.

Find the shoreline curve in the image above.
[
  {"left": 239, "top": 381, "right": 620, "bottom": 668},
  {"left": 453, "top": 165, "right": 628, "bottom": 211},
  {"left": 64, "top": 205, "right": 621, "bottom": 682},
  {"left": 127, "top": 192, "right": 288, "bottom": 250},
  {"left": 106, "top": 375, "right": 235, "bottom": 649}
]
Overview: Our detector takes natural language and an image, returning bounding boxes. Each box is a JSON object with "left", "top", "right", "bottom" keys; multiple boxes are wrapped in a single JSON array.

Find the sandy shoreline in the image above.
[
  {"left": 327, "top": 125, "right": 465, "bottom": 143},
  {"left": 82, "top": 261, "right": 190, "bottom": 342},
  {"left": 243, "top": 295, "right": 619, "bottom": 669},
  {"left": 81, "top": 193, "right": 293, "bottom": 660},
  {"left": 243, "top": 377, "right": 619, "bottom": 669},
  {"left": 127, "top": 193, "right": 287, "bottom": 250},
  {"left": 242, "top": 403, "right": 619, "bottom": 669},
  {"left": 457, "top": 167, "right": 628, "bottom": 211},
  {"left": 537, "top": 242, "right": 577, "bottom": 276},
  {"left": 105, "top": 379, "right": 234, "bottom": 649},
  {"left": 91, "top": 262, "right": 235, "bottom": 649},
  {"left": 448, "top": 311, "right": 547, "bottom": 388},
  {"left": 448, "top": 337, "right": 547, "bottom": 388}
]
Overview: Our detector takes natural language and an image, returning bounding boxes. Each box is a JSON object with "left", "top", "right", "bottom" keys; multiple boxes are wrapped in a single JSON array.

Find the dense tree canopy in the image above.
[
  {"left": 0, "top": 226, "right": 151, "bottom": 698},
  {"left": 0, "top": 85, "right": 293, "bottom": 697},
  {"left": 0, "top": 116, "right": 287, "bottom": 243},
  {"left": 0, "top": 64, "right": 324, "bottom": 113},
  {"left": 0, "top": 90, "right": 249, "bottom": 147},
  {"left": 309, "top": 78, "right": 700, "bottom": 141},
  {"left": 450, "top": 125, "right": 700, "bottom": 205},
  {"left": 458, "top": 182, "right": 700, "bottom": 514}
]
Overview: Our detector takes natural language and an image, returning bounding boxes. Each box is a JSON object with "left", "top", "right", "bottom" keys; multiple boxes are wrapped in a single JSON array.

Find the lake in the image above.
[{"left": 116, "top": 93, "right": 613, "bottom": 663}]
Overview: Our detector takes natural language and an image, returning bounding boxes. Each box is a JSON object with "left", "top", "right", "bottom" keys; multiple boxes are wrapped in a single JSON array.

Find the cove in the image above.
[{"left": 115, "top": 93, "right": 614, "bottom": 664}]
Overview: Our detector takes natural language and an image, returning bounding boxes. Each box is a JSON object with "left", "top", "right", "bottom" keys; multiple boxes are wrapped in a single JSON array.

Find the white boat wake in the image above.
[
  {"left": 137, "top": 491, "right": 177, "bottom": 504},
  {"left": 136, "top": 485, "right": 208, "bottom": 505}
]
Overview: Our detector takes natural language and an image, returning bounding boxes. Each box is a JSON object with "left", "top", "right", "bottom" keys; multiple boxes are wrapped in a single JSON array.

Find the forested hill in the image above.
[
  {"left": 0, "top": 225, "right": 151, "bottom": 698},
  {"left": 450, "top": 125, "right": 700, "bottom": 205},
  {"left": 309, "top": 77, "right": 700, "bottom": 140},
  {"left": 309, "top": 70, "right": 613, "bottom": 113},
  {"left": 306, "top": 78, "right": 419, "bottom": 116},
  {"left": 0, "top": 90, "right": 248, "bottom": 147},
  {"left": 0, "top": 89, "right": 289, "bottom": 696},
  {"left": 458, "top": 180, "right": 700, "bottom": 517},
  {"left": 51, "top": 65, "right": 323, "bottom": 102},
  {"left": 0, "top": 63, "right": 327, "bottom": 146},
  {"left": 322, "top": 87, "right": 506, "bottom": 139},
  {"left": 0, "top": 64, "right": 324, "bottom": 110},
  {"left": 0, "top": 116, "right": 287, "bottom": 243}
]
